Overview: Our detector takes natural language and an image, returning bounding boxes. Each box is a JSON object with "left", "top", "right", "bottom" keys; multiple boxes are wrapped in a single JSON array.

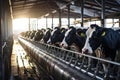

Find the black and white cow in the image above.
[
  {"left": 82, "top": 24, "right": 120, "bottom": 77},
  {"left": 42, "top": 28, "right": 52, "bottom": 43},
  {"left": 33, "top": 29, "right": 44, "bottom": 41},
  {"left": 60, "top": 26, "right": 87, "bottom": 52},
  {"left": 20, "top": 32, "right": 26, "bottom": 37},
  {"left": 47, "top": 27, "right": 66, "bottom": 47},
  {"left": 25, "top": 31, "right": 31, "bottom": 38},
  {"left": 29, "top": 30, "right": 36, "bottom": 39}
]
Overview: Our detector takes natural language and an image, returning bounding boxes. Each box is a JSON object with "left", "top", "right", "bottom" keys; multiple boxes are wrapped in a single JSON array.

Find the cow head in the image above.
[
  {"left": 47, "top": 27, "right": 61, "bottom": 44},
  {"left": 34, "top": 29, "right": 44, "bottom": 41},
  {"left": 60, "top": 26, "right": 76, "bottom": 48},
  {"left": 29, "top": 30, "right": 36, "bottom": 39},
  {"left": 82, "top": 24, "right": 107, "bottom": 54},
  {"left": 43, "top": 28, "right": 52, "bottom": 43}
]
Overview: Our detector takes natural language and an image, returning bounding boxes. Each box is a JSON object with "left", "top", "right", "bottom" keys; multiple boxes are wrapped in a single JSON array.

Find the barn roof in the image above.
[{"left": 10, "top": 0, "right": 120, "bottom": 19}]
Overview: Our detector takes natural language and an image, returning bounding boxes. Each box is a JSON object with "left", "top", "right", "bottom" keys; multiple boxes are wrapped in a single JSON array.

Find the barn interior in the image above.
[{"left": 0, "top": 0, "right": 120, "bottom": 80}]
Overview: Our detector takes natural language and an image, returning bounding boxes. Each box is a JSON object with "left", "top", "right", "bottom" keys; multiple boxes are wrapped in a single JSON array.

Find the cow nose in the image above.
[
  {"left": 60, "top": 43, "right": 64, "bottom": 46},
  {"left": 61, "top": 43, "right": 64, "bottom": 46},
  {"left": 47, "top": 41, "right": 50, "bottom": 44},
  {"left": 82, "top": 48, "right": 88, "bottom": 54}
]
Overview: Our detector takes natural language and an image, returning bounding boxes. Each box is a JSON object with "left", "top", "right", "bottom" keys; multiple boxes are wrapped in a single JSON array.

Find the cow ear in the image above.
[
  {"left": 77, "top": 32, "right": 85, "bottom": 37},
  {"left": 101, "top": 31, "right": 106, "bottom": 37},
  {"left": 80, "top": 32, "right": 85, "bottom": 37},
  {"left": 61, "top": 29, "right": 65, "bottom": 33}
]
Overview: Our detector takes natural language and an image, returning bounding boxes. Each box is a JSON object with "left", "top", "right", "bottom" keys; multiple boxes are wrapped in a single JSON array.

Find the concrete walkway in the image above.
[{"left": 10, "top": 40, "right": 40, "bottom": 80}]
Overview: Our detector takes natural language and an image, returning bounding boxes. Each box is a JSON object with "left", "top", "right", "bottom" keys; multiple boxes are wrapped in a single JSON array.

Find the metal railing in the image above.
[{"left": 19, "top": 37, "right": 120, "bottom": 80}]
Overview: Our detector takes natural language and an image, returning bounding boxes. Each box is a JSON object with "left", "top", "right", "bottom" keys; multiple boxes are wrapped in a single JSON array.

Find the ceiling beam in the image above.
[{"left": 56, "top": 2, "right": 99, "bottom": 17}]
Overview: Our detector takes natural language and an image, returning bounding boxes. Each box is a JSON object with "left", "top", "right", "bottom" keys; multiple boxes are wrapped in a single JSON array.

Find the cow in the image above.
[
  {"left": 20, "top": 32, "right": 26, "bottom": 37},
  {"left": 25, "top": 31, "right": 31, "bottom": 38},
  {"left": 60, "top": 26, "right": 97, "bottom": 69},
  {"left": 29, "top": 30, "right": 36, "bottom": 39},
  {"left": 33, "top": 29, "right": 44, "bottom": 41},
  {"left": 82, "top": 24, "right": 120, "bottom": 78},
  {"left": 47, "top": 27, "right": 67, "bottom": 47},
  {"left": 42, "top": 28, "right": 52, "bottom": 43},
  {"left": 60, "top": 26, "right": 87, "bottom": 52}
]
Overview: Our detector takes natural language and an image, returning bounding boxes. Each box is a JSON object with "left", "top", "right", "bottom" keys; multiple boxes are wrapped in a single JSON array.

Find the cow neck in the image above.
[
  {"left": 101, "top": 29, "right": 115, "bottom": 49},
  {"left": 73, "top": 34, "right": 85, "bottom": 52}
]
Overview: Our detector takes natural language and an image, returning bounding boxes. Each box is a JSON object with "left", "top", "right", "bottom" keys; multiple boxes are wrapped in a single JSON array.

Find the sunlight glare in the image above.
[{"left": 13, "top": 18, "right": 28, "bottom": 34}]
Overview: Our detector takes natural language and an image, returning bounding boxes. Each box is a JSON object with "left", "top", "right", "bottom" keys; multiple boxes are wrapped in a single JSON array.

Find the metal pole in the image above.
[
  {"left": 67, "top": 4, "right": 70, "bottom": 27},
  {"left": 46, "top": 16, "right": 48, "bottom": 28},
  {"left": 81, "top": 0, "right": 84, "bottom": 27},
  {"left": 58, "top": 9, "right": 61, "bottom": 27},
  {"left": 51, "top": 14, "right": 53, "bottom": 29},
  {"left": 35, "top": 19, "right": 36, "bottom": 30},
  {"left": 37, "top": 18, "right": 38, "bottom": 30},
  {"left": 0, "top": 0, "right": 3, "bottom": 79},
  {"left": 101, "top": 0, "right": 105, "bottom": 27},
  {"left": 112, "top": 18, "right": 114, "bottom": 27},
  {"left": 32, "top": 20, "right": 33, "bottom": 30},
  {"left": 28, "top": 18, "right": 30, "bottom": 31},
  {"left": 119, "top": 18, "right": 120, "bottom": 27}
]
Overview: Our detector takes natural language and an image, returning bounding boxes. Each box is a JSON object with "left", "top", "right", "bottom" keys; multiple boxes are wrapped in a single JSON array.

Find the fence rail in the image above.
[{"left": 19, "top": 37, "right": 120, "bottom": 80}]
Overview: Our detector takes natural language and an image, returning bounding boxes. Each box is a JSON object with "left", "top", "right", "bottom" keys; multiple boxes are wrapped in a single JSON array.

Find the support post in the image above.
[
  {"left": 28, "top": 18, "right": 30, "bottom": 31},
  {"left": 46, "top": 16, "right": 48, "bottom": 28},
  {"left": 51, "top": 14, "right": 54, "bottom": 29},
  {"left": 58, "top": 9, "right": 61, "bottom": 27},
  {"left": 112, "top": 18, "right": 114, "bottom": 27},
  {"left": 119, "top": 18, "right": 120, "bottom": 27},
  {"left": 0, "top": 0, "right": 3, "bottom": 79},
  {"left": 67, "top": 4, "right": 70, "bottom": 27},
  {"left": 101, "top": 0, "right": 105, "bottom": 27},
  {"left": 81, "top": 0, "right": 84, "bottom": 27},
  {"left": 36, "top": 18, "right": 38, "bottom": 30}
]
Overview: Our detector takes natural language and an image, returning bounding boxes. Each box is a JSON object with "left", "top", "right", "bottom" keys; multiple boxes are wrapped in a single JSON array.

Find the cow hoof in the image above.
[
  {"left": 109, "top": 74, "right": 116, "bottom": 80},
  {"left": 104, "top": 74, "right": 116, "bottom": 80}
]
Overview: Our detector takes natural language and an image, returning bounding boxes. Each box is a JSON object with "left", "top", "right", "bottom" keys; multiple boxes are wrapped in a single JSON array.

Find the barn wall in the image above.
[{"left": 0, "top": 0, "right": 13, "bottom": 80}]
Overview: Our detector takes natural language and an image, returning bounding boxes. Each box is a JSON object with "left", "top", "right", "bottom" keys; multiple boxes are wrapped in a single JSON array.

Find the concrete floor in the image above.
[{"left": 10, "top": 40, "right": 41, "bottom": 80}]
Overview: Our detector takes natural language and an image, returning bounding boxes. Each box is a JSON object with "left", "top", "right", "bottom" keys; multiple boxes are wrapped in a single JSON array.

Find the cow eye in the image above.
[{"left": 93, "top": 36, "right": 96, "bottom": 39}]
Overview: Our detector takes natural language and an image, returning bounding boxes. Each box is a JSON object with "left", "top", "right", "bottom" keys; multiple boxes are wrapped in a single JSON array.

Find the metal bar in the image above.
[
  {"left": 112, "top": 18, "right": 114, "bottom": 27},
  {"left": 119, "top": 18, "right": 120, "bottom": 27},
  {"left": 67, "top": 4, "right": 70, "bottom": 27},
  {"left": 22, "top": 38, "right": 120, "bottom": 66},
  {"left": 46, "top": 16, "right": 48, "bottom": 28},
  {"left": 81, "top": 0, "right": 84, "bottom": 27},
  {"left": 51, "top": 14, "right": 53, "bottom": 29},
  {"left": 58, "top": 9, "right": 61, "bottom": 27},
  {"left": 0, "top": 0, "right": 4, "bottom": 79},
  {"left": 19, "top": 37, "right": 120, "bottom": 80},
  {"left": 101, "top": 0, "right": 105, "bottom": 27},
  {"left": 36, "top": 18, "right": 38, "bottom": 30},
  {"left": 28, "top": 18, "right": 30, "bottom": 31}
]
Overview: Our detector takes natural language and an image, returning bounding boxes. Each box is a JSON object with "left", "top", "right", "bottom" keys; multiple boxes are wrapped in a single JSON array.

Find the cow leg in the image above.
[
  {"left": 102, "top": 61, "right": 109, "bottom": 78},
  {"left": 87, "top": 53, "right": 97, "bottom": 71},
  {"left": 108, "top": 50, "right": 118, "bottom": 79},
  {"left": 87, "top": 57, "right": 91, "bottom": 69},
  {"left": 95, "top": 48, "right": 110, "bottom": 78},
  {"left": 102, "top": 56, "right": 117, "bottom": 79}
]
